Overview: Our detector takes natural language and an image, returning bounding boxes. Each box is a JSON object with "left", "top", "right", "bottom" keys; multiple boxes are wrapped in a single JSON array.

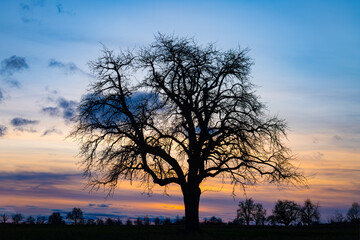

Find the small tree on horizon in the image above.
[
  {"left": 0, "top": 213, "right": 9, "bottom": 224},
  {"left": 71, "top": 33, "right": 304, "bottom": 232},
  {"left": 347, "top": 202, "right": 360, "bottom": 223},
  {"left": 12, "top": 213, "right": 23, "bottom": 224},
  {"left": 270, "top": 200, "right": 300, "bottom": 226},
  {"left": 66, "top": 208, "right": 84, "bottom": 225},
  {"left": 48, "top": 212, "right": 64, "bottom": 225},
  {"left": 236, "top": 198, "right": 266, "bottom": 226},
  {"left": 300, "top": 199, "right": 320, "bottom": 226}
]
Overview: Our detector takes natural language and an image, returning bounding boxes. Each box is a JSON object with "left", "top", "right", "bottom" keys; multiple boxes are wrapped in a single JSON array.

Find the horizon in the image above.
[{"left": 0, "top": 0, "right": 359, "bottom": 224}]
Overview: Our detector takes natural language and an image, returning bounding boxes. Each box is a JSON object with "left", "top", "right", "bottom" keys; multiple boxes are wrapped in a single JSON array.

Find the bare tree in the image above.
[
  {"left": 36, "top": 216, "right": 46, "bottom": 224},
  {"left": 12, "top": 213, "right": 23, "bottom": 224},
  {"left": 0, "top": 213, "right": 9, "bottom": 224},
  {"left": 270, "top": 200, "right": 300, "bottom": 226},
  {"left": 347, "top": 202, "right": 360, "bottom": 223},
  {"left": 236, "top": 198, "right": 266, "bottom": 226},
  {"left": 48, "top": 212, "right": 64, "bottom": 225},
  {"left": 254, "top": 203, "right": 267, "bottom": 225},
  {"left": 66, "top": 208, "right": 84, "bottom": 225},
  {"left": 300, "top": 199, "right": 320, "bottom": 226},
  {"left": 236, "top": 198, "right": 255, "bottom": 225},
  {"left": 71, "top": 34, "right": 304, "bottom": 232},
  {"left": 26, "top": 216, "right": 35, "bottom": 224}
]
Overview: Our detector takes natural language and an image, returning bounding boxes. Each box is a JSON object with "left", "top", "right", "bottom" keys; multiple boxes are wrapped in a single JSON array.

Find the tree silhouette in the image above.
[
  {"left": 270, "top": 200, "right": 300, "bottom": 226},
  {"left": 36, "top": 216, "right": 46, "bottom": 224},
  {"left": 253, "top": 203, "right": 267, "bottom": 225},
  {"left": 299, "top": 199, "right": 320, "bottom": 226},
  {"left": 12, "top": 213, "right": 23, "bottom": 224},
  {"left": 0, "top": 213, "right": 9, "bottom": 224},
  {"left": 48, "top": 212, "right": 64, "bottom": 225},
  {"left": 72, "top": 33, "right": 304, "bottom": 231},
  {"left": 66, "top": 208, "right": 84, "bottom": 225},
  {"left": 347, "top": 202, "right": 360, "bottom": 223},
  {"left": 26, "top": 216, "right": 35, "bottom": 224},
  {"left": 236, "top": 198, "right": 256, "bottom": 226},
  {"left": 236, "top": 198, "right": 266, "bottom": 226}
]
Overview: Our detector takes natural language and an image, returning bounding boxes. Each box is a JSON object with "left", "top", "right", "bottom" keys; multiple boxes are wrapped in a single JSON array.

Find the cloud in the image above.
[
  {"left": 0, "top": 88, "right": 4, "bottom": 103},
  {"left": 10, "top": 117, "right": 39, "bottom": 127},
  {"left": 42, "top": 97, "right": 77, "bottom": 121},
  {"left": 48, "top": 59, "right": 84, "bottom": 75},
  {"left": 42, "top": 127, "right": 62, "bottom": 136},
  {"left": 97, "top": 204, "right": 111, "bottom": 208},
  {"left": 19, "top": 0, "right": 45, "bottom": 23},
  {"left": 89, "top": 203, "right": 96, "bottom": 207},
  {"left": 0, "top": 55, "right": 29, "bottom": 76},
  {"left": 333, "top": 135, "right": 342, "bottom": 141},
  {"left": 41, "top": 107, "right": 60, "bottom": 117},
  {"left": 0, "top": 125, "right": 7, "bottom": 137}
]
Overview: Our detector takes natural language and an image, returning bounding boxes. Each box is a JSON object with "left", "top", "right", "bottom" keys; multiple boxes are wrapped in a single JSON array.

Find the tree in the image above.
[
  {"left": 236, "top": 198, "right": 255, "bottom": 225},
  {"left": 66, "top": 208, "right": 84, "bottom": 225},
  {"left": 71, "top": 34, "right": 304, "bottom": 232},
  {"left": 12, "top": 213, "right": 23, "bottom": 224},
  {"left": 26, "top": 216, "right": 35, "bottom": 224},
  {"left": 154, "top": 217, "right": 161, "bottom": 225},
  {"left": 36, "top": 216, "right": 46, "bottom": 224},
  {"left": 270, "top": 200, "right": 300, "bottom": 226},
  {"left": 253, "top": 203, "right": 267, "bottom": 225},
  {"left": 48, "top": 212, "right": 64, "bottom": 225},
  {"left": 0, "top": 213, "right": 9, "bottom": 224},
  {"left": 236, "top": 198, "right": 266, "bottom": 226},
  {"left": 347, "top": 202, "right": 360, "bottom": 223},
  {"left": 126, "top": 218, "right": 133, "bottom": 226},
  {"left": 300, "top": 199, "right": 320, "bottom": 226}
]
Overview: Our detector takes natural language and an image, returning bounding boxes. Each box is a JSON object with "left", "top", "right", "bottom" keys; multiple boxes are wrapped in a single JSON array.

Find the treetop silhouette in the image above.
[{"left": 71, "top": 33, "right": 304, "bottom": 231}]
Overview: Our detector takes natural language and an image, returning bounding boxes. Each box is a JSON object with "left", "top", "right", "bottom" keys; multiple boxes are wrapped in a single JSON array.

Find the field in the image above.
[{"left": 0, "top": 224, "right": 359, "bottom": 240}]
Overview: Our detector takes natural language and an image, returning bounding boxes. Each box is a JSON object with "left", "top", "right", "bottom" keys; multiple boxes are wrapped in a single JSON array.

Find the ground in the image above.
[{"left": 0, "top": 224, "right": 358, "bottom": 240}]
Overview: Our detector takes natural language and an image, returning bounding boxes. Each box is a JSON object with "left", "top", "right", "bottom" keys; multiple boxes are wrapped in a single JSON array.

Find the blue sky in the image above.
[{"left": 0, "top": 0, "right": 359, "bottom": 222}]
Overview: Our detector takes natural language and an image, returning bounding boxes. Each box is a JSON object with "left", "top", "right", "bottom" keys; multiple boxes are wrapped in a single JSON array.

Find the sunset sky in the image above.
[{"left": 0, "top": 0, "right": 359, "bottom": 222}]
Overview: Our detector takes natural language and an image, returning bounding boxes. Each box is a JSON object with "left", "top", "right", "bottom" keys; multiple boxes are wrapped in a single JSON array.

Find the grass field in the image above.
[{"left": 0, "top": 224, "right": 359, "bottom": 240}]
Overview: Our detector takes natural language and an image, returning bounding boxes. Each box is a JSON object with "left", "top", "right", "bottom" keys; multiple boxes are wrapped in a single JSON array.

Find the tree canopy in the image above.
[{"left": 72, "top": 33, "right": 304, "bottom": 231}]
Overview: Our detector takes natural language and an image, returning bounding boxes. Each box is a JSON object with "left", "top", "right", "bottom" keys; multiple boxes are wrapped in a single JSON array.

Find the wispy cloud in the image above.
[
  {"left": 42, "top": 127, "right": 62, "bottom": 136},
  {"left": 0, "top": 55, "right": 29, "bottom": 76},
  {"left": 10, "top": 117, "right": 39, "bottom": 127},
  {"left": 42, "top": 97, "right": 77, "bottom": 122},
  {"left": 0, "top": 125, "right": 7, "bottom": 137},
  {"left": 48, "top": 59, "right": 85, "bottom": 75},
  {"left": 97, "top": 204, "right": 111, "bottom": 208}
]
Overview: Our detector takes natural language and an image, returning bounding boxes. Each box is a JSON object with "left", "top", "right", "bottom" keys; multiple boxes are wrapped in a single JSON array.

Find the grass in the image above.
[{"left": 0, "top": 224, "right": 358, "bottom": 240}]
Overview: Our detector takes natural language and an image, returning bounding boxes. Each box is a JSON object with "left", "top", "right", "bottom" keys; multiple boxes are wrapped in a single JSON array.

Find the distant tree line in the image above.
[
  {"left": 0, "top": 202, "right": 359, "bottom": 226},
  {"left": 234, "top": 199, "right": 360, "bottom": 226}
]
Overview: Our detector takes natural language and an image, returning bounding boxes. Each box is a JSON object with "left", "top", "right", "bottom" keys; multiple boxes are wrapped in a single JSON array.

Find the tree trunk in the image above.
[{"left": 182, "top": 184, "right": 201, "bottom": 232}]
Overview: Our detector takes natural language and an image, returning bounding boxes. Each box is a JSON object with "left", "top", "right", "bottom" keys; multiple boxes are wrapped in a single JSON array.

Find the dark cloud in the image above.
[
  {"left": 48, "top": 59, "right": 83, "bottom": 74},
  {"left": 0, "top": 55, "right": 29, "bottom": 76},
  {"left": 97, "top": 204, "right": 111, "bottom": 208},
  {"left": 89, "top": 203, "right": 96, "bottom": 207},
  {"left": 14, "top": 127, "right": 37, "bottom": 133},
  {"left": 42, "top": 97, "right": 77, "bottom": 121},
  {"left": 0, "top": 125, "right": 7, "bottom": 137},
  {"left": 42, "top": 127, "right": 62, "bottom": 136},
  {"left": 10, "top": 117, "right": 39, "bottom": 127},
  {"left": 41, "top": 107, "right": 60, "bottom": 117}
]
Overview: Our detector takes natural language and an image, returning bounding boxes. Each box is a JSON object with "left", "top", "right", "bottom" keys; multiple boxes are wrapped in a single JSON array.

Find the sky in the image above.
[{"left": 0, "top": 0, "right": 359, "bottom": 223}]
